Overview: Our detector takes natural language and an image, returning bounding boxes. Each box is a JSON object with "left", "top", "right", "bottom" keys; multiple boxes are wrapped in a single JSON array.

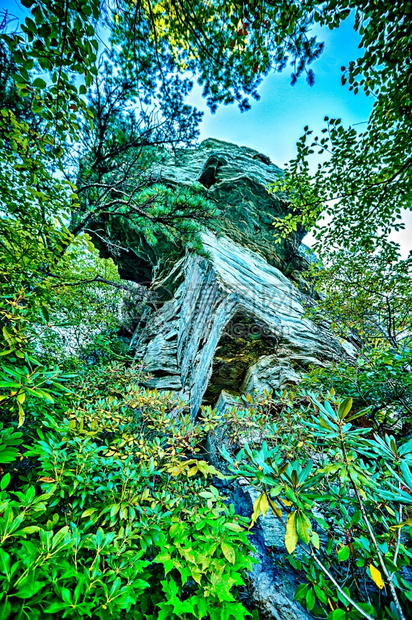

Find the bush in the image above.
[
  {"left": 0, "top": 364, "right": 256, "bottom": 619},
  {"left": 222, "top": 389, "right": 412, "bottom": 619}
]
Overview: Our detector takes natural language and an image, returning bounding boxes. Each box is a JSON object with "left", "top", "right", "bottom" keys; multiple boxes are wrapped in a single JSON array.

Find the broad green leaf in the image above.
[
  {"left": 19, "top": 526, "right": 41, "bottom": 535},
  {"left": 294, "top": 583, "right": 308, "bottom": 601},
  {"left": 190, "top": 567, "right": 202, "bottom": 584},
  {"left": 221, "top": 542, "right": 236, "bottom": 564},
  {"left": 338, "top": 397, "right": 353, "bottom": 419},
  {"left": 52, "top": 526, "right": 70, "bottom": 550},
  {"left": 81, "top": 508, "right": 97, "bottom": 518},
  {"left": 0, "top": 549, "right": 10, "bottom": 574},
  {"left": 306, "top": 587, "right": 315, "bottom": 611},
  {"left": 0, "top": 473, "right": 10, "bottom": 490},
  {"left": 337, "top": 546, "right": 350, "bottom": 561},
  {"left": 285, "top": 511, "right": 298, "bottom": 554},
  {"left": 224, "top": 522, "right": 244, "bottom": 532},
  {"left": 296, "top": 512, "right": 312, "bottom": 545},
  {"left": 311, "top": 531, "right": 320, "bottom": 549},
  {"left": 32, "top": 77, "right": 47, "bottom": 89},
  {"left": 331, "top": 610, "right": 346, "bottom": 620},
  {"left": 0, "top": 447, "right": 19, "bottom": 464}
]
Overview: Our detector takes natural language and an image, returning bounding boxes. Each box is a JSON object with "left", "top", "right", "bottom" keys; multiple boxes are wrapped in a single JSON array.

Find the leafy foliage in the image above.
[
  {"left": 298, "top": 244, "right": 412, "bottom": 431},
  {"left": 1, "top": 0, "right": 412, "bottom": 618},
  {"left": 221, "top": 389, "right": 412, "bottom": 619},
  {"left": 2, "top": 0, "right": 99, "bottom": 147},
  {"left": 268, "top": 5, "right": 412, "bottom": 441},
  {"left": 110, "top": 0, "right": 325, "bottom": 113},
  {"left": 271, "top": 0, "right": 411, "bottom": 254},
  {"left": 0, "top": 305, "right": 255, "bottom": 618}
]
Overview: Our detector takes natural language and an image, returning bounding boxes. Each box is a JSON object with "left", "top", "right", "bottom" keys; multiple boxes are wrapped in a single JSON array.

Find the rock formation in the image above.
[
  {"left": 125, "top": 138, "right": 354, "bottom": 416},
  {"left": 94, "top": 138, "right": 356, "bottom": 619}
]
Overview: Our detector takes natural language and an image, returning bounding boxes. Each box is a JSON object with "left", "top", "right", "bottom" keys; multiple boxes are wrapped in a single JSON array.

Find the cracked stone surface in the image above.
[{"left": 132, "top": 229, "right": 354, "bottom": 416}]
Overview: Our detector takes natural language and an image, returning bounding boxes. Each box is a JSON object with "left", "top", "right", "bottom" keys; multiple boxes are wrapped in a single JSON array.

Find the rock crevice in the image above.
[{"left": 131, "top": 228, "right": 352, "bottom": 416}]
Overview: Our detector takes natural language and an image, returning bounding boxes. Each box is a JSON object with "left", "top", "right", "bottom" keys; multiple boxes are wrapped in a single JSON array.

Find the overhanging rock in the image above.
[{"left": 131, "top": 229, "right": 354, "bottom": 416}]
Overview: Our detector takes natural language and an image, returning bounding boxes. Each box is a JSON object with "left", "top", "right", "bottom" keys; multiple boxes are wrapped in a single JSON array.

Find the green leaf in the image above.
[
  {"left": 33, "top": 77, "right": 47, "bottom": 89},
  {"left": 40, "top": 306, "right": 50, "bottom": 323},
  {"left": 81, "top": 507, "right": 97, "bottom": 518},
  {"left": 169, "top": 523, "right": 180, "bottom": 537},
  {"left": 190, "top": 567, "right": 202, "bottom": 584},
  {"left": 224, "top": 522, "right": 244, "bottom": 532},
  {"left": 337, "top": 546, "right": 350, "bottom": 561},
  {"left": 296, "top": 512, "right": 312, "bottom": 545},
  {"left": 0, "top": 473, "right": 11, "bottom": 490},
  {"left": 24, "top": 17, "right": 36, "bottom": 32},
  {"left": 331, "top": 610, "right": 346, "bottom": 620},
  {"left": 294, "top": 583, "right": 308, "bottom": 601},
  {"left": 52, "top": 526, "right": 70, "bottom": 549},
  {"left": 311, "top": 531, "right": 320, "bottom": 549},
  {"left": 44, "top": 603, "right": 68, "bottom": 613},
  {"left": 221, "top": 542, "right": 236, "bottom": 564},
  {"left": 285, "top": 511, "right": 298, "bottom": 554},
  {"left": 338, "top": 397, "right": 353, "bottom": 419},
  {"left": 313, "top": 583, "right": 328, "bottom": 604},
  {"left": 19, "top": 526, "right": 41, "bottom": 535},
  {"left": 306, "top": 587, "right": 315, "bottom": 611},
  {"left": 0, "top": 549, "right": 10, "bottom": 574},
  {"left": 0, "top": 447, "right": 19, "bottom": 464}
]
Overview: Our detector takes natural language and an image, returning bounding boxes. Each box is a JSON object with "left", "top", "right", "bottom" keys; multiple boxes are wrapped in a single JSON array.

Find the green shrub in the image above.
[
  {"left": 222, "top": 389, "right": 412, "bottom": 619},
  {"left": 0, "top": 371, "right": 256, "bottom": 619}
]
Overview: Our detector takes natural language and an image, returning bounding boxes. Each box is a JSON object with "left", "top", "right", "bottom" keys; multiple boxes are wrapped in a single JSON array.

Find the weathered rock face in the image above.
[
  {"left": 131, "top": 229, "right": 352, "bottom": 416},
  {"left": 151, "top": 138, "right": 307, "bottom": 275},
  {"left": 92, "top": 138, "right": 310, "bottom": 285},
  {"left": 124, "top": 138, "right": 353, "bottom": 415},
  {"left": 102, "top": 138, "right": 356, "bottom": 619}
]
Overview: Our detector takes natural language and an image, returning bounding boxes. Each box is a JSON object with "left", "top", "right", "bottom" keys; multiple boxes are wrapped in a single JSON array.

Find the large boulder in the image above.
[
  {"left": 90, "top": 138, "right": 311, "bottom": 285},
  {"left": 150, "top": 137, "right": 307, "bottom": 274},
  {"left": 124, "top": 139, "right": 355, "bottom": 414}
]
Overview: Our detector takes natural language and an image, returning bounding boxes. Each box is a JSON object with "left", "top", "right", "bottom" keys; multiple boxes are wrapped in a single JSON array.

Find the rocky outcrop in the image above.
[
  {"left": 97, "top": 138, "right": 356, "bottom": 618},
  {"left": 131, "top": 229, "right": 353, "bottom": 416},
  {"left": 92, "top": 138, "right": 311, "bottom": 286},
  {"left": 151, "top": 138, "right": 306, "bottom": 275},
  {"left": 125, "top": 139, "right": 354, "bottom": 415}
]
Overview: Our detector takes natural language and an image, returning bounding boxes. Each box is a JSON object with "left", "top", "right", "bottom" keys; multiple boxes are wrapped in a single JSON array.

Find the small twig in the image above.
[
  {"left": 389, "top": 496, "right": 403, "bottom": 581},
  {"left": 49, "top": 274, "right": 146, "bottom": 295},
  {"left": 261, "top": 492, "right": 375, "bottom": 620}
]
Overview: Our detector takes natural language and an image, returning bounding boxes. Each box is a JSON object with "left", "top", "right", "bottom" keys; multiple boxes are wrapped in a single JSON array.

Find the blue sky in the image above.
[
  {"left": 188, "top": 17, "right": 372, "bottom": 169},
  {"left": 187, "top": 17, "right": 411, "bottom": 256}
]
